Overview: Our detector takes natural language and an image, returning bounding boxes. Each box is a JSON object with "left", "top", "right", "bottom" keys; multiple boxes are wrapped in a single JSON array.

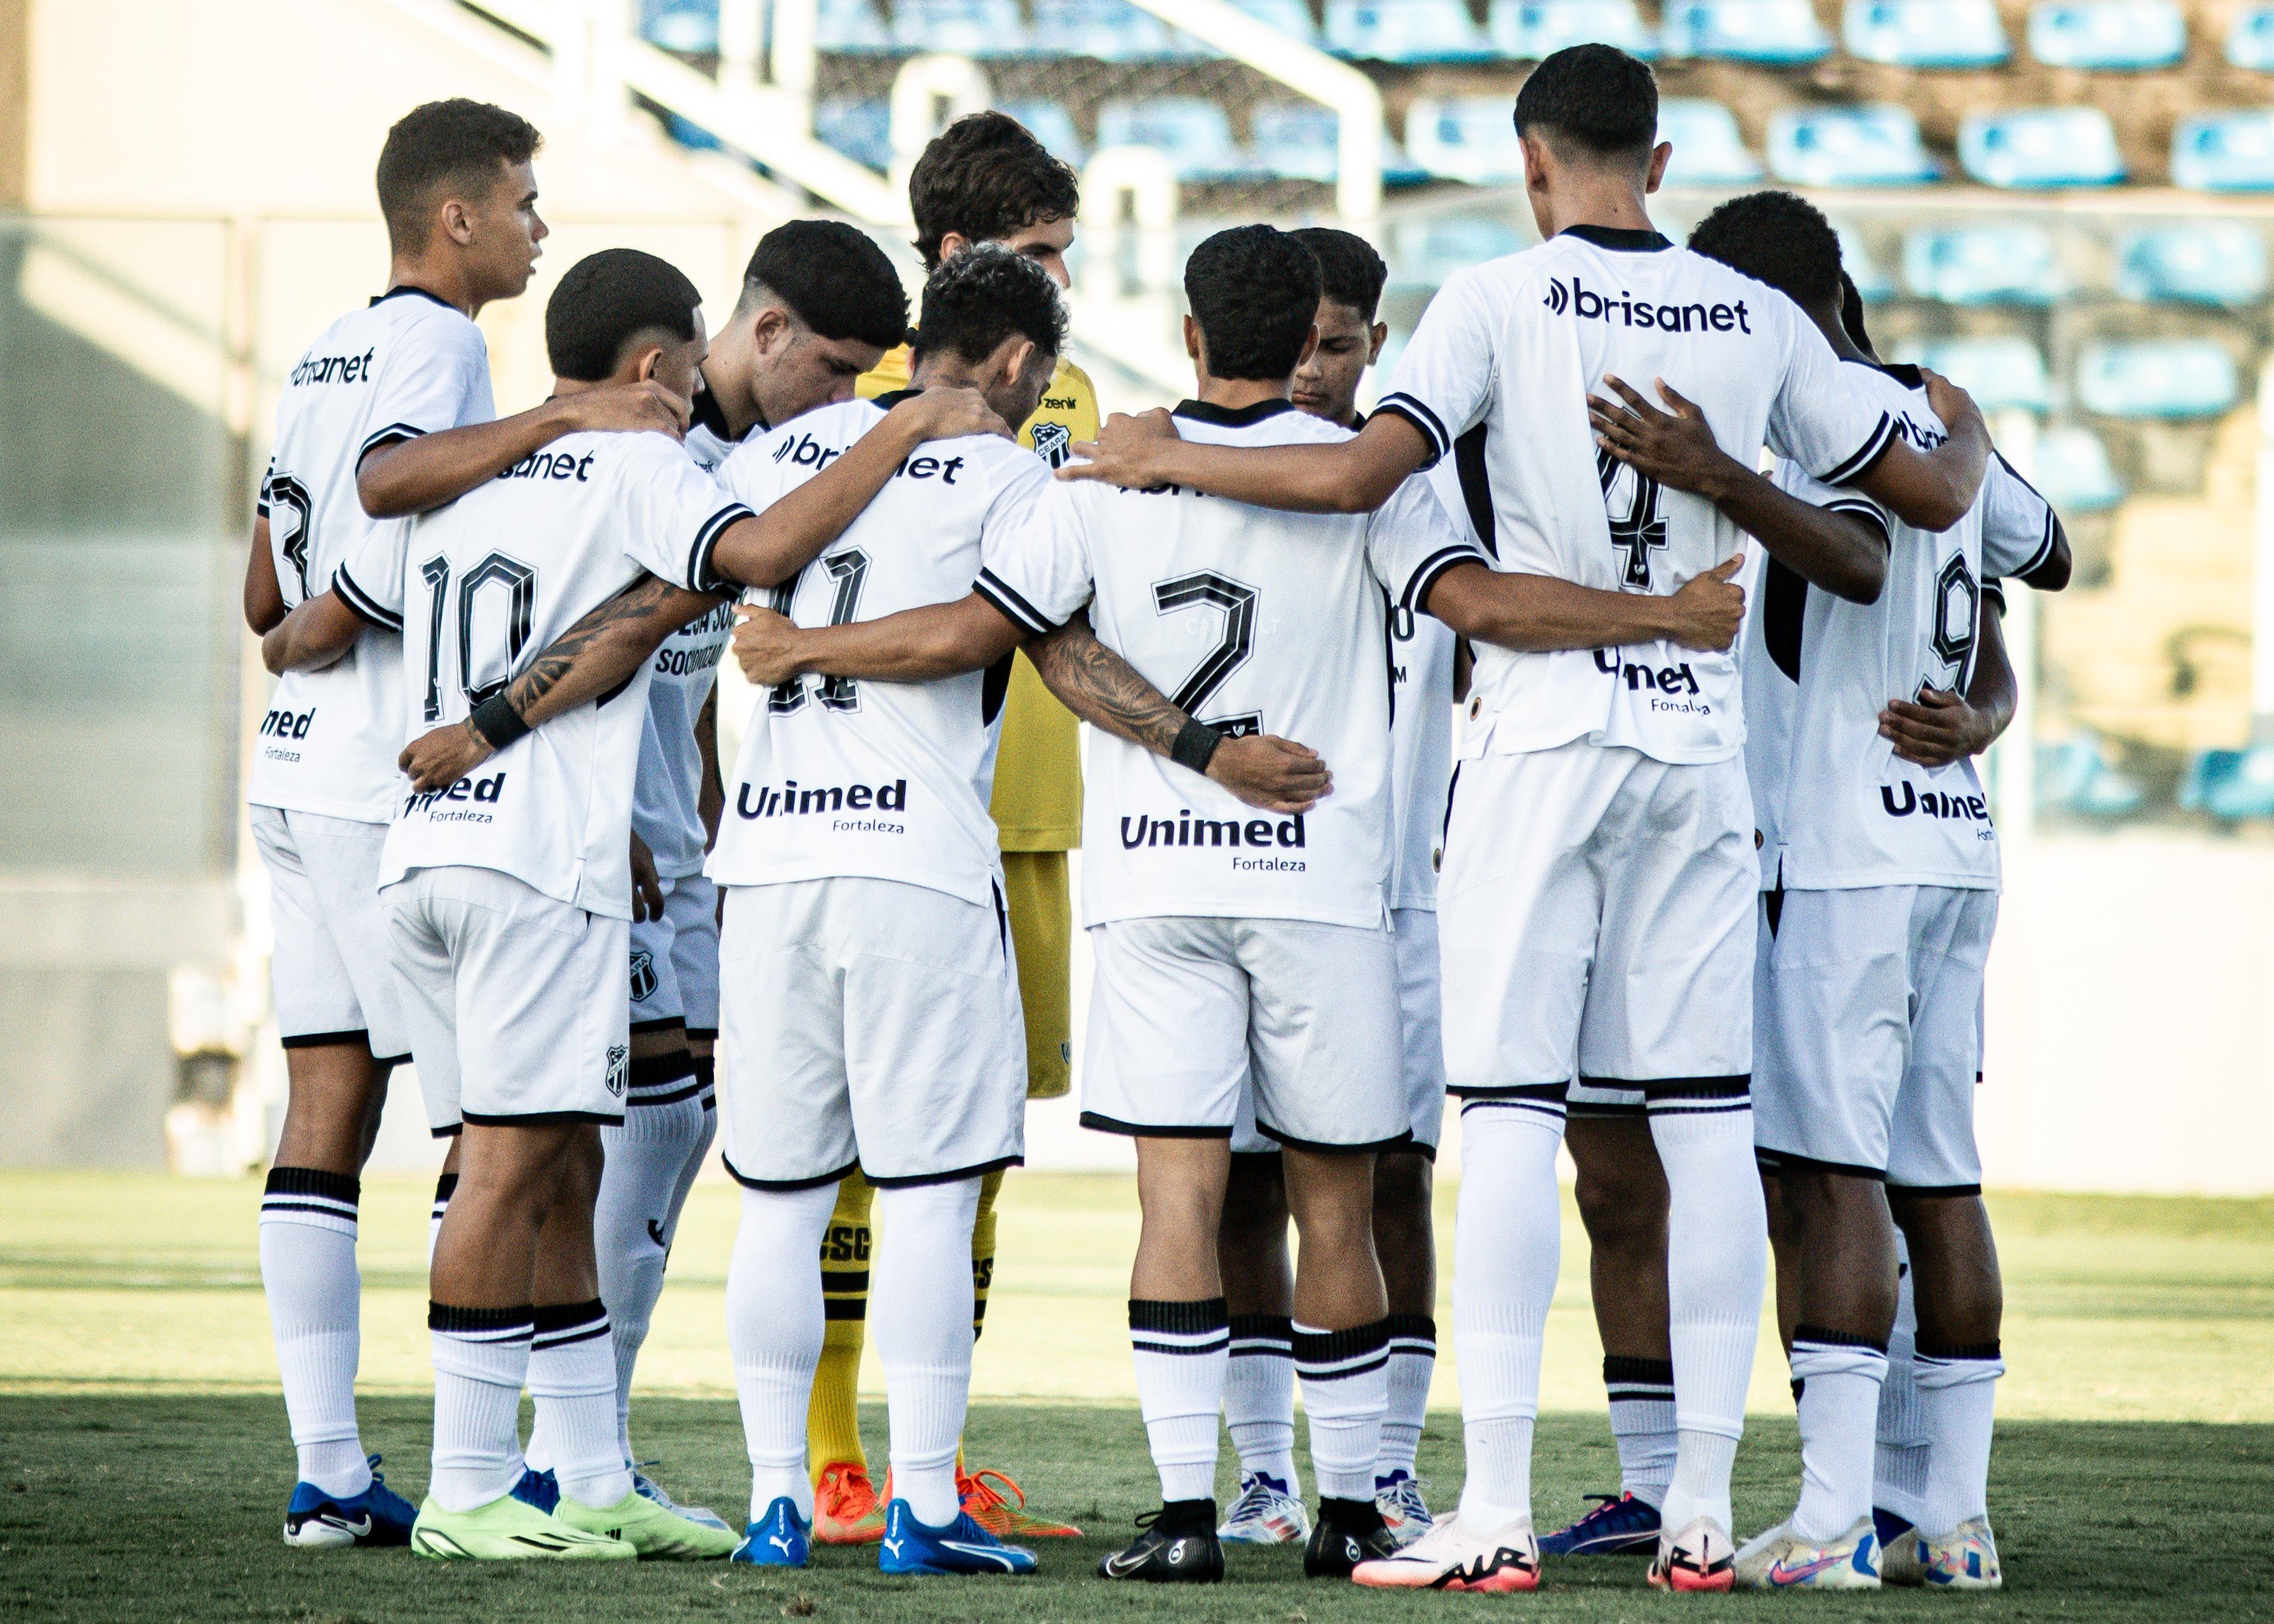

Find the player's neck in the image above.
[
  {"left": 384, "top": 254, "right": 485, "bottom": 319},
  {"left": 1536, "top": 176, "right": 1656, "bottom": 242},
  {"left": 697, "top": 330, "right": 762, "bottom": 441},
  {"left": 1192, "top": 376, "right": 1292, "bottom": 413},
  {"left": 1805, "top": 298, "right": 1876, "bottom": 367}
]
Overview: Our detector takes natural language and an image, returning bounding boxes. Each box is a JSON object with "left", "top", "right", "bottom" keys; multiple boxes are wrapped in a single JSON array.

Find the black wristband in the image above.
[
  {"left": 468, "top": 692, "right": 531, "bottom": 752},
  {"left": 1170, "top": 718, "right": 1223, "bottom": 775}
]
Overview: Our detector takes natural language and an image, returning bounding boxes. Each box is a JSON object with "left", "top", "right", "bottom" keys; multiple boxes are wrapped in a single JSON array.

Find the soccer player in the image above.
[
  {"left": 242, "top": 97, "right": 680, "bottom": 1549},
  {"left": 1593, "top": 194, "right": 2068, "bottom": 1588},
  {"left": 1062, "top": 47, "right": 1995, "bottom": 1592},
  {"left": 1212, "top": 227, "right": 1451, "bottom": 1552}
]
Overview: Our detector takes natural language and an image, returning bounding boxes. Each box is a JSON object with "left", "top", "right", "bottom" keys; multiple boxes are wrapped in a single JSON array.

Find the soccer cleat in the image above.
[
  {"left": 1218, "top": 1471, "right": 1310, "bottom": 1545},
  {"left": 634, "top": 1469, "right": 731, "bottom": 1533},
  {"left": 409, "top": 1493, "right": 636, "bottom": 1561},
  {"left": 1733, "top": 1517, "right": 1881, "bottom": 1589},
  {"left": 1920, "top": 1515, "right": 2002, "bottom": 1589},
  {"left": 510, "top": 1467, "right": 560, "bottom": 1514},
  {"left": 730, "top": 1497, "right": 811, "bottom": 1567},
  {"left": 1539, "top": 1490, "right": 1662, "bottom": 1555},
  {"left": 1351, "top": 1513, "right": 1541, "bottom": 1592},
  {"left": 877, "top": 1497, "right": 1037, "bottom": 1575},
  {"left": 1874, "top": 1509, "right": 1924, "bottom": 1586},
  {"left": 1097, "top": 1504, "right": 1225, "bottom": 1582},
  {"left": 282, "top": 1455, "right": 417, "bottom": 1548},
  {"left": 812, "top": 1460, "right": 886, "bottom": 1545},
  {"left": 1649, "top": 1515, "right": 1737, "bottom": 1592},
  {"left": 1374, "top": 1470, "right": 1436, "bottom": 1548},
  {"left": 554, "top": 1487, "right": 742, "bottom": 1559},
  {"left": 958, "top": 1467, "right": 1081, "bottom": 1538},
  {"left": 1303, "top": 1501, "right": 1400, "bottom": 1578}
]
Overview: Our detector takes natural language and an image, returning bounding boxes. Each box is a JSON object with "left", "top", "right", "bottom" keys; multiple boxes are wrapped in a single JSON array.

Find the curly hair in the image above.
[
  {"left": 1513, "top": 45, "right": 1657, "bottom": 160},
  {"left": 1686, "top": 189, "right": 1844, "bottom": 309},
  {"left": 911, "top": 244, "right": 1067, "bottom": 366},
  {"left": 1292, "top": 226, "right": 1388, "bottom": 322},
  {"left": 375, "top": 100, "right": 542, "bottom": 253},
  {"left": 908, "top": 112, "right": 1081, "bottom": 271}
]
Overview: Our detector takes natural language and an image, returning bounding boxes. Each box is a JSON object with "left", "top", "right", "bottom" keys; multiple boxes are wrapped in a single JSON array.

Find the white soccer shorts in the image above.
[
  {"left": 1753, "top": 884, "right": 1996, "bottom": 1191},
  {"left": 383, "top": 865, "right": 630, "bottom": 1135},
  {"left": 1083, "top": 915, "right": 1408, "bottom": 1151},
  {"left": 716, "top": 876, "right": 1027, "bottom": 1188},
  {"left": 250, "top": 805, "right": 411, "bottom": 1062},
  {"left": 1439, "top": 741, "right": 1757, "bottom": 1110},
  {"left": 627, "top": 874, "right": 721, "bottom": 1039}
]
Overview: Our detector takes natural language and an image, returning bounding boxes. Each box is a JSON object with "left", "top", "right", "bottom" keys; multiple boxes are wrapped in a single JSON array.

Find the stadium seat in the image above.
[
  {"left": 1248, "top": 104, "right": 1429, "bottom": 184},
  {"left": 1766, "top": 106, "right": 1938, "bottom": 187},
  {"left": 1658, "top": 98, "right": 1764, "bottom": 184},
  {"left": 1840, "top": 226, "right": 1897, "bottom": 301},
  {"left": 1028, "top": 0, "right": 1205, "bottom": 58},
  {"left": 2030, "top": 424, "right": 2125, "bottom": 512},
  {"left": 643, "top": 0, "right": 721, "bottom": 54},
  {"left": 1389, "top": 213, "right": 1530, "bottom": 290},
  {"left": 2038, "top": 734, "right": 2147, "bottom": 818},
  {"left": 1661, "top": 0, "right": 1833, "bottom": 62},
  {"left": 892, "top": 0, "right": 1030, "bottom": 55},
  {"left": 1842, "top": 0, "right": 2008, "bottom": 65},
  {"left": 2172, "top": 111, "right": 2274, "bottom": 192},
  {"left": 815, "top": 97, "right": 893, "bottom": 168},
  {"left": 1488, "top": 0, "right": 1657, "bottom": 58},
  {"left": 1235, "top": 0, "right": 1325, "bottom": 38},
  {"left": 1095, "top": 97, "right": 1253, "bottom": 178},
  {"left": 2182, "top": 746, "right": 2274, "bottom": 820},
  {"left": 1897, "top": 336, "right": 2051, "bottom": 412},
  {"left": 2026, "top": 0, "right": 2186, "bottom": 68},
  {"left": 817, "top": 0, "right": 896, "bottom": 51},
  {"left": 1959, "top": 108, "right": 2124, "bottom": 188},
  {"left": 1404, "top": 95, "right": 1527, "bottom": 183},
  {"left": 2076, "top": 340, "right": 2238, "bottom": 418},
  {"left": 998, "top": 100, "right": 1088, "bottom": 167},
  {"left": 1324, "top": 0, "right": 1496, "bottom": 61},
  {"left": 1904, "top": 226, "right": 2065, "bottom": 305},
  {"left": 2226, "top": 2, "right": 2274, "bottom": 68},
  {"left": 2117, "top": 224, "right": 2270, "bottom": 306}
]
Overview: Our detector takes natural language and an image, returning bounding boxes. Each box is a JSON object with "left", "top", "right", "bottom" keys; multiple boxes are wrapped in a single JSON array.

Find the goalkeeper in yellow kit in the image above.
[{"left": 805, "top": 109, "right": 1090, "bottom": 1545}]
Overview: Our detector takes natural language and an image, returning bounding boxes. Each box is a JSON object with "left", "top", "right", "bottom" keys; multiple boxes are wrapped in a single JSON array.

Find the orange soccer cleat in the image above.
[
  {"left": 957, "top": 1468, "right": 1083, "bottom": 1539},
  {"left": 811, "top": 1460, "right": 886, "bottom": 1545}
]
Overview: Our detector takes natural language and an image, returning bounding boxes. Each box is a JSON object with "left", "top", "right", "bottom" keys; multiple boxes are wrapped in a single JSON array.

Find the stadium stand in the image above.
[
  {"left": 643, "top": 0, "right": 723, "bottom": 52},
  {"left": 1095, "top": 95, "right": 1253, "bottom": 177},
  {"left": 1027, "top": 0, "right": 1208, "bottom": 56},
  {"left": 816, "top": 95, "right": 894, "bottom": 167},
  {"left": 1959, "top": 107, "right": 2124, "bottom": 188},
  {"left": 1324, "top": 0, "right": 1496, "bottom": 61},
  {"left": 1766, "top": 104, "right": 1938, "bottom": 184},
  {"left": 817, "top": 0, "right": 896, "bottom": 51},
  {"left": 1658, "top": 97, "right": 1764, "bottom": 183},
  {"left": 2040, "top": 734, "right": 2150, "bottom": 817},
  {"left": 1661, "top": 0, "right": 1833, "bottom": 62},
  {"left": 2118, "top": 224, "right": 2270, "bottom": 306},
  {"left": 1403, "top": 93, "right": 1528, "bottom": 182},
  {"left": 1248, "top": 102, "right": 1429, "bottom": 182},
  {"left": 2025, "top": 0, "right": 2187, "bottom": 68},
  {"left": 1234, "top": 0, "right": 1326, "bottom": 39},
  {"left": 1898, "top": 335, "right": 2053, "bottom": 412},
  {"left": 2032, "top": 425, "right": 2127, "bottom": 512},
  {"left": 892, "top": 0, "right": 1033, "bottom": 56},
  {"left": 1487, "top": 0, "right": 1659, "bottom": 58},
  {"left": 2077, "top": 339, "right": 2240, "bottom": 418},
  {"left": 2172, "top": 111, "right": 2274, "bottom": 193},
  {"left": 1838, "top": 226, "right": 1896, "bottom": 298},
  {"left": 1842, "top": 0, "right": 2008, "bottom": 66},
  {"left": 1902, "top": 223, "right": 2066, "bottom": 303},
  {"left": 1001, "top": 98, "right": 1090, "bottom": 164},
  {"left": 2227, "top": 1, "right": 2274, "bottom": 68}
]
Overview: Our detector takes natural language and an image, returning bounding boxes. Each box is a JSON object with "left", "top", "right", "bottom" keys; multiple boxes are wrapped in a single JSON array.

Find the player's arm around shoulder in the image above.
[
  {"left": 1422, "top": 552, "right": 1748, "bottom": 656},
  {"left": 1061, "top": 405, "right": 1432, "bottom": 514}
]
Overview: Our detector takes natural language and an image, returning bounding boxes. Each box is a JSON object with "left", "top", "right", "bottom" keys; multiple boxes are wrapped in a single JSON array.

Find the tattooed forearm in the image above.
[
  {"left": 469, "top": 574, "right": 721, "bottom": 746},
  {"left": 1028, "top": 612, "right": 1189, "bottom": 757}
]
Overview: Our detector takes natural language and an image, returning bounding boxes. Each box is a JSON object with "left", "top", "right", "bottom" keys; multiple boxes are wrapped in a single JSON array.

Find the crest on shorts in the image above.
[
  {"left": 605, "top": 1043, "right": 629, "bottom": 1098},
  {"left": 628, "top": 949, "right": 658, "bottom": 1004},
  {"left": 1030, "top": 420, "right": 1073, "bottom": 468}
]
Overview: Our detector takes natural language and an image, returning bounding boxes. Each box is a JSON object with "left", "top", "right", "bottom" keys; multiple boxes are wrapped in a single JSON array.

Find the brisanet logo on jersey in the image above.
[
  {"left": 1122, "top": 810, "right": 1308, "bottom": 872},
  {"left": 1544, "top": 277, "right": 1753, "bottom": 335}
]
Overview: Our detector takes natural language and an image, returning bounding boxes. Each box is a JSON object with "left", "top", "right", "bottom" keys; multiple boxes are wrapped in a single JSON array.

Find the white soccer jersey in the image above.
[
  {"left": 980, "top": 398, "right": 1484, "bottom": 930},
  {"left": 1386, "top": 459, "right": 1469, "bottom": 911},
  {"left": 705, "top": 395, "right": 1049, "bottom": 908},
  {"left": 1745, "top": 361, "right": 2060, "bottom": 892},
  {"left": 1377, "top": 225, "right": 1897, "bottom": 767},
  {"left": 249, "top": 287, "right": 496, "bottom": 822},
  {"left": 339, "top": 429, "right": 748, "bottom": 917}
]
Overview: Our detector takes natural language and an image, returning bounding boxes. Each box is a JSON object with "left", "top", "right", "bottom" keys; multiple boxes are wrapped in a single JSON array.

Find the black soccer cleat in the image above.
[
  {"left": 1304, "top": 1497, "right": 1400, "bottom": 1578},
  {"left": 1097, "top": 1501, "right": 1225, "bottom": 1583}
]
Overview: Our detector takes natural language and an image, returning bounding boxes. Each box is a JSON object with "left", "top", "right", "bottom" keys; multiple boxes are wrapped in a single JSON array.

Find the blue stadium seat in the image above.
[
  {"left": 2030, "top": 425, "right": 2125, "bottom": 512},
  {"left": 2117, "top": 224, "right": 2270, "bottom": 306},
  {"left": 1028, "top": 0, "right": 1199, "bottom": 58},
  {"left": 1839, "top": 226, "right": 1897, "bottom": 300},
  {"left": 2076, "top": 340, "right": 2238, "bottom": 418},
  {"left": 1095, "top": 97, "right": 1253, "bottom": 178},
  {"left": 1842, "top": 0, "right": 2007, "bottom": 65},
  {"left": 1488, "top": 0, "right": 1657, "bottom": 58},
  {"left": 1904, "top": 226, "right": 2065, "bottom": 303},
  {"left": 1324, "top": 0, "right": 1495, "bottom": 61},
  {"left": 1234, "top": 0, "right": 1324, "bottom": 40},
  {"left": 998, "top": 100, "right": 1089, "bottom": 167},
  {"left": 817, "top": 0, "right": 896, "bottom": 51},
  {"left": 893, "top": 0, "right": 1030, "bottom": 55},
  {"left": 1657, "top": 99, "right": 1762, "bottom": 184},
  {"left": 1767, "top": 106, "right": 1938, "bottom": 186},
  {"left": 1662, "top": 0, "right": 1832, "bottom": 62},
  {"left": 1389, "top": 214, "right": 1530, "bottom": 290},
  {"left": 1404, "top": 95, "right": 1526, "bottom": 183},
  {"left": 2172, "top": 111, "right": 2274, "bottom": 192},
  {"left": 1898, "top": 337, "right": 2051, "bottom": 412},
  {"left": 815, "top": 97, "right": 893, "bottom": 168},
  {"left": 1959, "top": 108, "right": 2124, "bottom": 188},
  {"left": 2026, "top": 0, "right": 2186, "bottom": 68},
  {"left": 2182, "top": 746, "right": 2274, "bottom": 820},
  {"left": 643, "top": 0, "right": 721, "bottom": 53},
  {"left": 2227, "top": 2, "right": 2274, "bottom": 67},
  {"left": 1248, "top": 104, "right": 1429, "bottom": 184},
  {"left": 2038, "top": 734, "right": 2147, "bottom": 818}
]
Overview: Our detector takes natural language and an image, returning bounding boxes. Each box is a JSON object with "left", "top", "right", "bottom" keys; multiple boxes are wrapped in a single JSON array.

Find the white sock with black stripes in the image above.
[
  {"left": 260, "top": 1168, "right": 370, "bottom": 1497},
  {"left": 1789, "top": 1327, "right": 1889, "bottom": 1542},
  {"left": 429, "top": 1304, "right": 534, "bottom": 1513},
  {"left": 1129, "top": 1298, "right": 1230, "bottom": 1504},
  {"left": 728, "top": 1182, "right": 836, "bottom": 1525},
  {"left": 1224, "top": 1314, "right": 1300, "bottom": 1493},
  {"left": 872, "top": 1178, "right": 982, "bottom": 1528},
  {"left": 1377, "top": 1314, "right": 1435, "bottom": 1485},
  {"left": 1605, "top": 1356, "right": 1679, "bottom": 1509},
  {"left": 1452, "top": 1098, "right": 1565, "bottom": 1531},
  {"left": 1913, "top": 1341, "right": 2002, "bottom": 1538},
  {"left": 1649, "top": 1089, "right": 1767, "bottom": 1538},
  {"left": 530, "top": 1300, "right": 632, "bottom": 1511},
  {"left": 1875, "top": 1259, "right": 1930, "bottom": 1529},
  {"left": 1294, "top": 1319, "right": 1390, "bottom": 1504}
]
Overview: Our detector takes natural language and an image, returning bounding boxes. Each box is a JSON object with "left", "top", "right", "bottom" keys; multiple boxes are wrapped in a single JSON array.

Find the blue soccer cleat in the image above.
[
  {"left": 283, "top": 1453, "right": 418, "bottom": 1548},
  {"left": 510, "top": 1467, "right": 560, "bottom": 1514},
  {"left": 877, "top": 1497, "right": 1037, "bottom": 1575},
  {"left": 1539, "top": 1490, "right": 1662, "bottom": 1556},
  {"left": 731, "top": 1497, "right": 811, "bottom": 1567}
]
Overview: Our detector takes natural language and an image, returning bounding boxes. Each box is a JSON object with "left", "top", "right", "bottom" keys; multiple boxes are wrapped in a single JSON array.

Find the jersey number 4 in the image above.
[
  {"left": 1153, "top": 569, "right": 1262, "bottom": 738},
  {"left": 767, "top": 549, "right": 871, "bottom": 716},
  {"left": 418, "top": 551, "right": 537, "bottom": 722}
]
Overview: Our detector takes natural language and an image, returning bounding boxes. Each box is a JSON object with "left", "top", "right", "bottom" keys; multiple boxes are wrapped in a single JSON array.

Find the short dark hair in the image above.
[
  {"left": 1512, "top": 45, "right": 1657, "bottom": 161},
  {"left": 910, "top": 244, "right": 1068, "bottom": 368},
  {"left": 909, "top": 111, "right": 1081, "bottom": 271},
  {"left": 1687, "top": 189, "right": 1844, "bottom": 309},
  {"left": 1292, "top": 227, "right": 1388, "bottom": 322},
  {"left": 546, "top": 249, "right": 703, "bottom": 381},
  {"left": 742, "top": 220, "right": 910, "bottom": 349},
  {"left": 375, "top": 100, "right": 542, "bottom": 253},
  {"left": 1184, "top": 226, "right": 1322, "bottom": 382}
]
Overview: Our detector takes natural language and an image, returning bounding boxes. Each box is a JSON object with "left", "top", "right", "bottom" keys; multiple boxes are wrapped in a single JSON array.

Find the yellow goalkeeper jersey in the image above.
[{"left": 858, "top": 345, "right": 1095, "bottom": 851}]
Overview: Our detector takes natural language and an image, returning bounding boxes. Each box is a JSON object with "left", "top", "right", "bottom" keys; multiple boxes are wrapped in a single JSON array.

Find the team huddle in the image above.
[{"left": 244, "top": 41, "right": 2069, "bottom": 1595}]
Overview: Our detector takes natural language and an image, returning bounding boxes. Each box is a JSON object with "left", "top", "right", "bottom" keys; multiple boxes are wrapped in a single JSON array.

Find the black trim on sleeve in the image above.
[
  {"left": 1373, "top": 393, "right": 1449, "bottom": 468},
  {"left": 333, "top": 564, "right": 403, "bottom": 632},
  {"left": 1402, "top": 544, "right": 1487, "bottom": 613},
  {"left": 358, "top": 423, "right": 428, "bottom": 460},
  {"left": 973, "top": 567, "right": 1059, "bottom": 636},
  {"left": 279, "top": 1027, "right": 374, "bottom": 1050},
  {"left": 1823, "top": 499, "right": 1892, "bottom": 550},
  {"left": 688, "top": 502, "right": 758, "bottom": 594},
  {"left": 1885, "top": 1180, "right": 1985, "bottom": 1199},
  {"left": 1820, "top": 411, "right": 1897, "bottom": 488}
]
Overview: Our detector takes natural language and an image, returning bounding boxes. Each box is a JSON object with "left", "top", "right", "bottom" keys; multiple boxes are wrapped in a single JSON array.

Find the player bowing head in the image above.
[
  {"left": 1289, "top": 228, "right": 1389, "bottom": 432},
  {"left": 911, "top": 244, "right": 1069, "bottom": 434}
]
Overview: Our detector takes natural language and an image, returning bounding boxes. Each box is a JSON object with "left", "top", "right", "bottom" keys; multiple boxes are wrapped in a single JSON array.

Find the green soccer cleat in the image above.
[
  {"left": 554, "top": 1487, "right": 742, "bottom": 1559},
  {"left": 409, "top": 1493, "right": 636, "bottom": 1561}
]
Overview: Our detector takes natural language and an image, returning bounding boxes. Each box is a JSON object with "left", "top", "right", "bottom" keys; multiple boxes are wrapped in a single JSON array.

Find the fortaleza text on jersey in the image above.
[{"left": 1120, "top": 811, "right": 1308, "bottom": 850}]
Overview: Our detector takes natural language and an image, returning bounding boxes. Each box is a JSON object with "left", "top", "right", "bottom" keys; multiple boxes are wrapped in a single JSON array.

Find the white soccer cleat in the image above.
[
  {"left": 1349, "top": 1513, "right": 1539, "bottom": 1592},
  {"left": 1216, "top": 1472, "right": 1309, "bottom": 1545},
  {"left": 1374, "top": 1471, "right": 1436, "bottom": 1548},
  {"left": 1920, "top": 1515, "right": 2002, "bottom": 1590},
  {"left": 1732, "top": 1517, "right": 1881, "bottom": 1589},
  {"left": 1648, "top": 1514, "right": 1738, "bottom": 1592}
]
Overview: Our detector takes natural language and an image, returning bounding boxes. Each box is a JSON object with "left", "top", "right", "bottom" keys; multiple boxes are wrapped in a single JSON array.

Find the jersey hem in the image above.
[
  {"left": 721, "top": 1153, "right": 865, "bottom": 1192},
  {"left": 1078, "top": 900, "right": 1392, "bottom": 932},
  {"left": 245, "top": 790, "right": 394, "bottom": 824},
  {"left": 1766, "top": 868, "right": 2001, "bottom": 893},
  {"left": 1079, "top": 1112, "right": 1233, "bottom": 1139},
  {"left": 707, "top": 865, "right": 1003, "bottom": 913}
]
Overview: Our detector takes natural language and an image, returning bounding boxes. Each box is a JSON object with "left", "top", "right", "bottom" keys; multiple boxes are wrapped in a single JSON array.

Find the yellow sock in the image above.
[{"left": 807, "top": 1175, "right": 874, "bottom": 1483}]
